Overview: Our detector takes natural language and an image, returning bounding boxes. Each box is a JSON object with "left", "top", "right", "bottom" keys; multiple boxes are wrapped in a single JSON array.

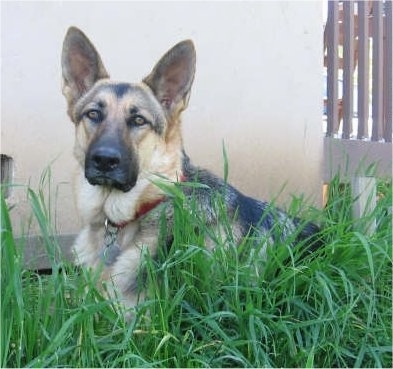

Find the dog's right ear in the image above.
[
  {"left": 143, "top": 40, "right": 196, "bottom": 121},
  {"left": 61, "top": 27, "right": 109, "bottom": 119}
]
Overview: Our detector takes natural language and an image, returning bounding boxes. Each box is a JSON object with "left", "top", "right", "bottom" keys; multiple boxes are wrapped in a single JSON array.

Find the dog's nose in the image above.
[
  {"left": 85, "top": 138, "right": 139, "bottom": 192},
  {"left": 91, "top": 147, "right": 121, "bottom": 172}
]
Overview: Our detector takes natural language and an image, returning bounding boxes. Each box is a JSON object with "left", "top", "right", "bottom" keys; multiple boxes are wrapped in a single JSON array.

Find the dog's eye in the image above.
[
  {"left": 129, "top": 115, "right": 148, "bottom": 127},
  {"left": 85, "top": 110, "right": 102, "bottom": 122}
]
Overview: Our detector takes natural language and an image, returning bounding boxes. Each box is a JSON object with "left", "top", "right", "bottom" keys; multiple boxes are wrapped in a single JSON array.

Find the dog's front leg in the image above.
[{"left": 108, "top": 233, "right": 160, "bottom": 310}]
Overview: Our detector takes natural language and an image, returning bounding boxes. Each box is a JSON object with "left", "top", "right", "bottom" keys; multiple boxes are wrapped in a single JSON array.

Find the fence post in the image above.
[
  {"left": 351, "top": 176, "right": 377, "bottom": 235},
  {"left": 326, "top": 0, "right": 339, "bottom": 136}
]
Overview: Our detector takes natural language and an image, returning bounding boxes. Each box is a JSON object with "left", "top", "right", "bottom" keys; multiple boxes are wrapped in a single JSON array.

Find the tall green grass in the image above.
[{"left": 1, "top": 174, "right": 392, "bottom": 367}]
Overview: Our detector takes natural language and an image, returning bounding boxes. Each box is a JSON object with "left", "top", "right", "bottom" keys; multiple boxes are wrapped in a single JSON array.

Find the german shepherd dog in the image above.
[{"left": 61, "top": 27, "right": 320, "bottom": 309}]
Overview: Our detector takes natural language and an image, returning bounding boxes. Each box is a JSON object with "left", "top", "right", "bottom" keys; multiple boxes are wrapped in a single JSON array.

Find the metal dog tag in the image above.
[{"left": 101, "top": 219, "right": 121, "bottom": 266}]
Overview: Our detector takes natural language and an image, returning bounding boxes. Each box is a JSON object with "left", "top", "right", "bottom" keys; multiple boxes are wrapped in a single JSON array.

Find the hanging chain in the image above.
[{"left": 101, "top": 219, "right": 121, "bottom": 266}]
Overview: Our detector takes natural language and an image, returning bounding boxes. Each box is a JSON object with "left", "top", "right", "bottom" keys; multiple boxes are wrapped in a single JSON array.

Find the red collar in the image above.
[
  {"left": 107, "top": 197, "right": 164, "bottom": 229},
  {"left": 135, "top": 197, "right": 165, "bottom": 220},
  {"left": 108, "top": 173, "right": 187, "bottom": 228}
]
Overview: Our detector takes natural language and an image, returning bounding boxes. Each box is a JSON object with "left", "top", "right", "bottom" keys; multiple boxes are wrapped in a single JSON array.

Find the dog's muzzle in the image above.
[{"left": 85, "top": 142, "right": 138, "bottom": 192}]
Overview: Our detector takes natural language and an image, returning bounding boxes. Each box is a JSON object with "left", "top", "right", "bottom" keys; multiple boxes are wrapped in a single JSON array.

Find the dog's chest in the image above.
[{"left": 96, "top": 221, "right": 140, "bottom": 267}]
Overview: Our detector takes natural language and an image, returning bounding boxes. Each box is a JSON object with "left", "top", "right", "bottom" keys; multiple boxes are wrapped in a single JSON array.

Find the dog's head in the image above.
[{"left": 61, "top": 27, "right": 195, "bottom": 192}]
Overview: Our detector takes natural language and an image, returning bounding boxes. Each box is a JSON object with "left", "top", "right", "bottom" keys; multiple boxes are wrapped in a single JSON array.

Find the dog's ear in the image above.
[
  {"left": 61, "top": 27, "right": 109, "bottom": 118},
  {"left": 143, "top": 40, "right": 196, "bottom": 120}
]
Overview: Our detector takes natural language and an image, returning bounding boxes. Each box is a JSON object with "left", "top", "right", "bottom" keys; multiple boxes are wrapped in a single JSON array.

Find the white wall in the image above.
[{"left": 1, "top": 1, "right": 323, "bottom": 236}]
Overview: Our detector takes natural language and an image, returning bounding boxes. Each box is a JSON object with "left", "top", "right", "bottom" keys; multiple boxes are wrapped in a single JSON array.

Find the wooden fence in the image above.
[
  {"left": 323, "top": 0, "right": 392, "bottom": 181},
  {"left": 323, "top": 0, "right": 392, "bottom": 231}
]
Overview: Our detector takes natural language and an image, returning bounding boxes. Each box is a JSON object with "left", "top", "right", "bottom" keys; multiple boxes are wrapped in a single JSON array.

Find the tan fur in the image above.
[
  {"left": 71, "top": 92, "right": 183, "bottom": 306},
  {"left": 61, "top": 27, "right": 196, "bottom": 311}
]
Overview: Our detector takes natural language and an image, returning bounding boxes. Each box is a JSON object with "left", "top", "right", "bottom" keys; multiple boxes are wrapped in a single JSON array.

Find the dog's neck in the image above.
[
  {"left": 105, "top": 172, "right": 187, "bottom": 229},
  {"left": 100, "top": 173, "right": 186, "bottom": 266},
  {"left": 108, "top": 196, "right": 166, "bottom": 228}
]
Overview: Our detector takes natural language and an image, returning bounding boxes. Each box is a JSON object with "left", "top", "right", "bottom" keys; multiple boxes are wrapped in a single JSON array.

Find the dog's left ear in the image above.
[
  {"left": 143, "top": 40, "right": 196, "bottom": 119},
  {"left": 61, "top": 27, "right": 109, "bottom": 119}
]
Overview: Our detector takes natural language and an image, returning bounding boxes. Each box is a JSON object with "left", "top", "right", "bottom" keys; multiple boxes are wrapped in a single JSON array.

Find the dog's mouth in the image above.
[{"left": 86, "top": 175, "right": 135, "bottom": 192}]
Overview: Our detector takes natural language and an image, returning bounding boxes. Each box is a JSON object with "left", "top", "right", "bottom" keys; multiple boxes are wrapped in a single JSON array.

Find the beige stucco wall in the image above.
[{"left": 1, "top": 1, "right": 323, "bottom": 236}]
